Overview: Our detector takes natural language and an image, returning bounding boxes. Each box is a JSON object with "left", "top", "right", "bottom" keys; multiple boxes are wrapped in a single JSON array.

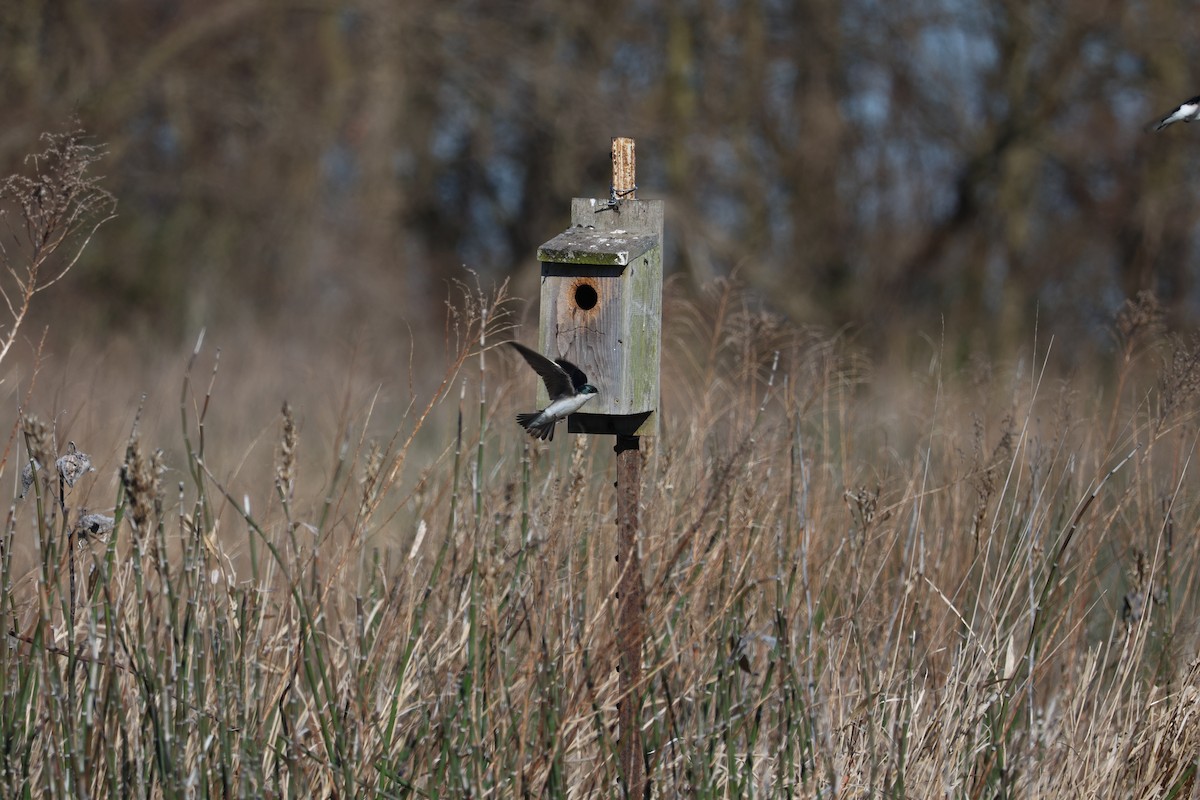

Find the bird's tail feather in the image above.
[{"left": 516, "top": 412, "right": 555, "bottom": 441}]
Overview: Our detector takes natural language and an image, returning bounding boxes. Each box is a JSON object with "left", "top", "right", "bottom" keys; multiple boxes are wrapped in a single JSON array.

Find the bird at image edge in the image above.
[{"left": 1151, "top": 95, "right": 1200, "bottom": 131}]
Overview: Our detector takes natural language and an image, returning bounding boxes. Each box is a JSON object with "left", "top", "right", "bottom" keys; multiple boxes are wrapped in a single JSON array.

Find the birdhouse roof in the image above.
[{"left": 537, "top": 226, "right": 658, "bottom": 267}]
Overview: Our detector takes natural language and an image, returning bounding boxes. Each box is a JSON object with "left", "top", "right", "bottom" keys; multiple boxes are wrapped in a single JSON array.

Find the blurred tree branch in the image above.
[{"left": 2, "top": 0, "right": 1199, "bottom": 356}]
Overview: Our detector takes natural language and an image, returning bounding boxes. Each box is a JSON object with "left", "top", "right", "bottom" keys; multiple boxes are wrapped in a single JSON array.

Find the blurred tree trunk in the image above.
[
  {"left": 4, "top": 0, "right": 1200, "bottom": 354},
  {"left": 1125, "top": 0, "right": 1196, "bottom": 325},
  {"left": 783, "top": 1, "right": 847, "bottom": 320}
]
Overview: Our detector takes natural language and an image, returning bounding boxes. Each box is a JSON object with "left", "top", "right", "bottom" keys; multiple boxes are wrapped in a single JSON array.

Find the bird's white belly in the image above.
[{"left": 545, "top": 393, "right": 594, "bottom": 418}]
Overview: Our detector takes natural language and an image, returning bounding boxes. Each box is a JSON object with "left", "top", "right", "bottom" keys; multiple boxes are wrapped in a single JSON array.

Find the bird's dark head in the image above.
[{"left": 580, "top": 384, "right": 599, "bottom": 395}]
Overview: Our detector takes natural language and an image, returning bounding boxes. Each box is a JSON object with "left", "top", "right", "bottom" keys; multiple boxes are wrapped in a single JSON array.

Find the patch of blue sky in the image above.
[
  {"left": 460, "top": 192, "right": 510, "bottom": 272},
  {"left": 471, "top": 106, "right": 525, "bottom": 222},
  {"left": 320, "top": 142, "right": 358, "bottom": 197},
  {"left": 485, "top": 155, "right": 523, "bottom": 220},
  {"left": 905, "top": 140, "right": 961, "bottom": 220},
  {"left": 842, "top": 62, "right": 892, "bottom": 131},
  {"left": 702, "top": 192, "right": 747, "bottom": 243},
  {"left": 430, "top": 84, "right": 475, "bottom": 162},
  {"left": 153, "top": 121, "right": 181, "bottom": 161},
  {"left": 913, "top": 22, "right": 996, "bottom": 126},
  {"left": 434, "top": 172, "right": 464, "bottom": 217},
  {"left": 692, "top": 134, "right": 747, "bottom": 233},
  {"left": 764, "top": 59, "right": 799, "bottom": 141},
  {"left": 765, "top": 180, "right": 794, "bottom": 247},
  {"left": 1104, "top": 50, "right": 1154, "bottom": 129},
  {"left": 607, "top": 41, "right": 662, "bottom": 95},
  {"left": 844, "top": 135, "right": 960, "bottom": 229}
]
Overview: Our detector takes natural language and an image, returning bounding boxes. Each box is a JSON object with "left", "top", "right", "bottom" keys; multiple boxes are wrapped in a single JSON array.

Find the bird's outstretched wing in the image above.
[
  {"left": 555, "top": 359, "right": 589, "bottom": 393},
  {"left": 510, "top": 342, "right": 586, "bottom": 399}
]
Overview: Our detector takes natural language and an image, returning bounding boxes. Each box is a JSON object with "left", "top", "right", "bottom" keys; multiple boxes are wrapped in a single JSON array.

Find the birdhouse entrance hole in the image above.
[{"left": 574, "top": 281, "right": 598, "bottom": 310}]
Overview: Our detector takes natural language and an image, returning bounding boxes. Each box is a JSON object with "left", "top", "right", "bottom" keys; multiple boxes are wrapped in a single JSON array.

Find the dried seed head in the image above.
[
  {"left": 21, "top": 414, "right": 51, "bottom": 458},
  {"left": 1115, "top": 290, "right": 1164, "bottom": 347},
  {"left": 276, "top": 401, "right": 297, "bottom": 499},
  {"left": 19, "top": 459, "right": 41, "bottom": 500},
  {"left": 1159, "top": 335, "right": 1200, "bottom": 425},
  {"left": 359, "top": 439, "right": 382, "bottom": 519},
  {"left": 55, "top": 441, "right": 94, "bottom": 488},
  {"left": 18, "top": 414, "right": 53, "bottom": 499},
  {"left": 76, "top": 513, "right": 115, "bottom": 540},
  {"left": 122, "top": 435, "right": 163, "bottom": 529}
]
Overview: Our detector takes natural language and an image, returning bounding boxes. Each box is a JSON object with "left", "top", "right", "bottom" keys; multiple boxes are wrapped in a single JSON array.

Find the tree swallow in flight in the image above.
[
  {"left": 1151, "top": 95, "right": 1200, "bottom": 131},
  {"left": 509, "top": 341, "right": 598, "bottom": 441}
]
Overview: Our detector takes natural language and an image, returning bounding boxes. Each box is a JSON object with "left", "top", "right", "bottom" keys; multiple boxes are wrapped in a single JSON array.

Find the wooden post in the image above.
[
  {"left": 612, "top": 136, "right": 646, "bottom": 800},
  {"left": 612, "top": 137, "right": 636, "bottom": 205}
]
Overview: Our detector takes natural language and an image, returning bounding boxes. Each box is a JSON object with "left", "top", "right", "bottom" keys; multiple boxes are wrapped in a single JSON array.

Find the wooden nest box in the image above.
[{"left": 535, "top": 197, "right": 663, "bottom": 437}]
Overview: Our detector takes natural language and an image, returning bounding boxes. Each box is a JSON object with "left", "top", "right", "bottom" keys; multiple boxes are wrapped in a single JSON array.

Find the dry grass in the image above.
[
  {"left": 1, "top": 277, "right": 1199, "bottom": 799},
  {"left": 4, "top": 134, "right": 1200, "bottom": 799}
]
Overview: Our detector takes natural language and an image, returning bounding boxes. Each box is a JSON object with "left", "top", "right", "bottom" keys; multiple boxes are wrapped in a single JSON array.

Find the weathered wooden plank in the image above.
[
  {"left": 576, "top": 198, "right": 662, "bottom": 438},
  {"left": 536, "top": 227, "right": 657, "bottom": 266},
  {"left": 570, "top": 197, "right": 663, "bottom": 236}
]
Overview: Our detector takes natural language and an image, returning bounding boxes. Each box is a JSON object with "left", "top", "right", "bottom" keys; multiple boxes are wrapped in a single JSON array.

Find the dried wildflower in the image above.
[
  {"left": 55, "top": 441, "right": 93, "bottom": 488},
  {"left": 276, "top": 401, "right": 297, "bottom": 500},
  {"left": 121, "top": 435, "right": 163, "bottom": 529},
  {"left": 2, "top": 127, "right": 116, "bottom": 258},
  {"left": 1115, "top": 290, "right": 1164, "bottom": 349}
]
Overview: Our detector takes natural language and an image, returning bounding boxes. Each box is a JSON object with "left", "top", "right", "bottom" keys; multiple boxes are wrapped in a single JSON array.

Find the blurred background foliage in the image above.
[{"left": 3, "top": 0, "right": 1200, "bottom": 363}]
